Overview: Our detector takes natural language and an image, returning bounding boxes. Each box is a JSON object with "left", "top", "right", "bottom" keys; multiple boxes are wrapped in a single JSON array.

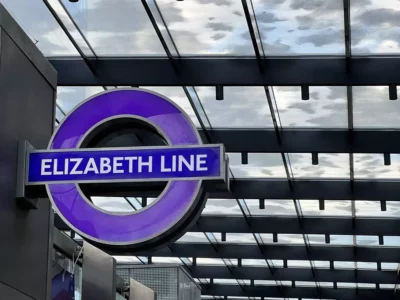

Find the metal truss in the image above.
[{"left": 49, "top": 57, "right": 400, "bottom": 87}]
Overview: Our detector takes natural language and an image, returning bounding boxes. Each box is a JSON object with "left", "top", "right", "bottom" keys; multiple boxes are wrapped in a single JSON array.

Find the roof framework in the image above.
[{"left": 9, "top": 0, "right": 400, "bottom": 298}]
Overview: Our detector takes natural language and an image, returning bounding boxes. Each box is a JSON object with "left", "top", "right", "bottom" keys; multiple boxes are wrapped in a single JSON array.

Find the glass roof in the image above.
[
  {"left": 351, "top": 0, "right": 400, "bottom": 55},
  {"left": 353, "top": 86, "right": 400, "bottom": 128},
  {"left": 1, "top": 0, "right": 79, "bottom": 56},
  {"left": 29, "top": 0, "right": 400, "bottom": 298},
  {"left": 61, "top": 0, "right": 167, "bottom": 56},
  {"left": 196, "top": 87, "right": 274, "bottom": 128},
  {"left": 156, "top": 0, "right": 254, "bottom": 55},
  {"left": 272, "top": 86, "right": 348, "bottom": 128},
  {"left": 253, "top": 0, "right": 345, "bottom": 55}
]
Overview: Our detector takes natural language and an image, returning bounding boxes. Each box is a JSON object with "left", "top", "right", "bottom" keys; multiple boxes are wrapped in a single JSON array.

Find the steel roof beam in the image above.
[
  {"left": 190, "top": 216, "right": 400, "bottom": 236},
  {"left": 49, "top": 57, "right": 400, "bottom": 86},
  {"left": 125, "top": 243, "right": 400, "bottom": 262},
  {"left": 190, "top": 265, "right": 398, "bottom": 284},
  {"left": 203, "top": 284, "right": 400, "bottom": 299},
  {"left": 198, "top": 128, "right": 400, "bottom": 153}
]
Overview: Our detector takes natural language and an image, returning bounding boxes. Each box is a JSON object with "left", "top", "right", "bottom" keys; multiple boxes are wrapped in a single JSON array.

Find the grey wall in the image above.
[
  {"left": 0, "top": 4, "right": 57, "bottom": 300},
  {"left": 82, "top": 242, "right": 117, "bottom": 300}
]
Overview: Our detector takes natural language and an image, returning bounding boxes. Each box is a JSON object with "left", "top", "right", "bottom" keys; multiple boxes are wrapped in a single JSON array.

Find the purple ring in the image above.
[{"left": 47, "top": 89, "right": 202, "bottom": 245}]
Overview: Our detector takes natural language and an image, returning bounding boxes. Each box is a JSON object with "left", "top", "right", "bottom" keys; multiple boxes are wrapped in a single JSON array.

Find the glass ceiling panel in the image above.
[
  {"left": 57, "top": 87, "right": 104, "bottom": 115},
  {"left": 143, "top": 87, "right": 201, "bottom": 127},
  {"left": 381, "top": 284, "right": 396, "bottom": 289},
  {"left": 307, "top": 234, "right": 353, "bottom": 245},
  {"left": 357, "top": 262, "right": 377, "bottom": 270},
  {"left": 353, "top": 86, "right": 400, "bottom": 128},
  {"left": 242, "top": 259, "right": 268, "bottom": 267},
  {"left": 358, "top": 283, "right": 376, "bottom": 289},
  {"left": 354, "top": 153, "right": 400, "bottom": 179},
  {"left": 351, "top": 0, "right": 400, "bottom": 54},
  {"left": 61, "top": 0, "right": 167, "bottom": 56},
  {"left": 1, "top": 0, "right": 79, "bottom": 56},
  {"left": 384, "top": 237, "right": 400, "bottom": 247},
  {"left": 272, "top": 87, "right": 348, "bottom": 128},
  {"left": 381, "top": 263, "right": 398, "bottom": 271},
  {"left": 261, "top": 234, "right": 305, "bottom": 245},
  {"left": 287, "top": 260, "right": 313, "bottom": 268},
  {"left": 334, "top": 261, "right": 356, "bottom": 269},
  {"left": 296, "top": 281, "right": 316, "bottom": 287},
  {"left": 113, "top": 256, "right": 142, "bottom": 263},
  {"left": 214, "top": 233, "right": 256, "bottom": 244},
  {"left": 246, "top": 199, "right": 297, "bottom": 216},
  {"left": 195, "top": 87, "right": 274, "bottom": 128},
  {"left": 288, "top": 153, "right": 350, "bottom": 179},
  {"left": 252, "top": 0, "right": 345, "bottom": 55},
  {"left": 356, "top": 235, "right": 379, "bottom": 246},
  {"left": 152, "top": 257, "right": 183, "bottom": 264},
  {"left": 177, "top": 232, "right": 209, "bottom": 243},
  {"left": 338, "top": 282, "right": 357, "bottom": 288},
  {"left": 91, "top": 197, "right": 134, "bottom": 213},
  {"left": 299, "top": 200, "right": 352, "bottom": 216},
  {"left": 156, "top": 0, "right": 254, "bottom": 55},
  {"left": 356, "top": 201, "right": 400, "bottom": 217},
  {"left": 197, "top": 258, "right": 225, "bottom": 266},
  {"left": 228, "top": 153, "right": 287, "bottom": 178},
  {"left": 202, "top": 199, "right": 242, "bottom": 215}
]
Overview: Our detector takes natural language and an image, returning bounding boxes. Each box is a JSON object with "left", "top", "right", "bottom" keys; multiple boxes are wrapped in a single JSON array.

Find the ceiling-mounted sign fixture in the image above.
[{"left": 18, "top": 89, "right": 229, "bottom": 250}]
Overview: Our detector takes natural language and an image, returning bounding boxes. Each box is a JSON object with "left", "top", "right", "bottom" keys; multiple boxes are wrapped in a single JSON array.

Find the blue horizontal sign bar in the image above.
[{"left": 27, "top": 145, "right": 224, "bottom": 184}]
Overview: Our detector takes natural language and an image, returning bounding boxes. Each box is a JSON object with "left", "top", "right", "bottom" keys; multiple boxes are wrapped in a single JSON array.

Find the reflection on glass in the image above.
[
  {"left": 272, "top": 86, "right": 348, "bottom": 128},
  {"left": 252, "top": 0, "right": 345, "bottom": 55},
  {"left": 351, "top": 0, "right": 400, "bottom": 54},
  {"left": 156, "top": 0, "right": 254, "bottom": 55}
]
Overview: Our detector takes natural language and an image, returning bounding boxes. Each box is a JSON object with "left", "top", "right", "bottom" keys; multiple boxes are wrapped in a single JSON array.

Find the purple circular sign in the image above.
[{"left": 48, "top": 89, "right": 204, "bottom": 247}]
